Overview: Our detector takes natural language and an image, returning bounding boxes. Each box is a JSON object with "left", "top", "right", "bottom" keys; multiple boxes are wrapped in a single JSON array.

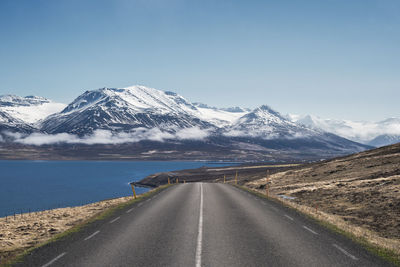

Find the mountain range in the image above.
[
  {"left": 0, "top": 85, "right": 390, "bottom": 161},
  {"left": 289, "top": 114, "right": 400, "bottom": 147}
]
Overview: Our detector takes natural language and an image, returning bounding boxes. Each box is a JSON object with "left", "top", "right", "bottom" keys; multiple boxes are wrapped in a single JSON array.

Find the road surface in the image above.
[{"left": 15, "top": 183, "right": 393, "bottom": 266}]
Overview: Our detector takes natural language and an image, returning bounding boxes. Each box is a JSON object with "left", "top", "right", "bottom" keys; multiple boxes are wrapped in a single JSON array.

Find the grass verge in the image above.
[
  {"left": 235, "top": 184, "right": 400, "bottom": 266},
  {"left": 0, "top": 184, "right": 172, "bottom": 267}
]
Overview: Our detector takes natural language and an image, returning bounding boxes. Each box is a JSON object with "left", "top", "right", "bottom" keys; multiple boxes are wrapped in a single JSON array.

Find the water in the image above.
[{"left": 0, "top": 160, "right": 233, "bottom": 217}]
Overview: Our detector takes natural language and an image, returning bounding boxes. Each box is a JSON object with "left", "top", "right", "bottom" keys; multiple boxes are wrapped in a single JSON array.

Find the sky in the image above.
[{"left": 0, "top": 0, "right": 399, "bottom": 121}]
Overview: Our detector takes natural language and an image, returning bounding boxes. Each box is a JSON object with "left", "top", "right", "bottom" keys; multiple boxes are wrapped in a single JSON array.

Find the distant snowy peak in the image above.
[
  {"left": 289, "top": 114, "right": 400, "bottom": 147},
  {"left": 225, "top": 105, "right": 315, "bottom": 139},
  {"left": 193, "top": 102, "right": 250, "bottom": 113},
  {"left": 62, "top": 86, "right": 196, "bottom": 115},
  {"left": 0, "top": 95, "right": 50, "bottom": 107},
  {"left": 0, "top": 95, "right": 66, "bottom": 124},
  {"left": 368, "top": 134, "right": 400, "bottom": 147},
  {"left": 193, "top": 102, "right": 249, "bottom": 127}
]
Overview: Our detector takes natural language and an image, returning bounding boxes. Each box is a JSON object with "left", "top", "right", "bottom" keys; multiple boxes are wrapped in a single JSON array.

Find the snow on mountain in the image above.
[
  {"left": 368, "top": 134, "right": 400, "bottom": 147},
  {"left": 40, "top": 86, "right": 215, "bottom": 135},
  {"left": 226, "top": 105, "right": 313, "bottom": 139},
  {"left": 0, "top": 86, "right": 372, "bottom": 159},
  {"left": 289, "top": 114, "right": 400, "bottom": 146},
  {"left": 0, "top": 95, "right": 66, "bottom": 124},
  {"left": 192, "top": 103, "right": 249, "bottom": 127}
]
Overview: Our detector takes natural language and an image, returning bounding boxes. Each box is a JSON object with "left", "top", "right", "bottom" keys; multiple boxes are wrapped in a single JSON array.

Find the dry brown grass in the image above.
[
  {"left": 0, "top": 196, "right": 134, "bottom": 264},
  {"left": 245, "top": 143, "right": 400, "bottom": 261}
]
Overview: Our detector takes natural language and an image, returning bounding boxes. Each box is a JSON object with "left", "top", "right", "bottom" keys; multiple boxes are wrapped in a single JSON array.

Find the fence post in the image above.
[{"left": 130, "top": 184, "right": 137, "bottom": 199}]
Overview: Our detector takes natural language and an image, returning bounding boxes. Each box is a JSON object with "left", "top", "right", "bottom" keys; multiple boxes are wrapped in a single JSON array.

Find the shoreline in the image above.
[{"left": 0, "top": 187, "right": 165, "bottom": 266}]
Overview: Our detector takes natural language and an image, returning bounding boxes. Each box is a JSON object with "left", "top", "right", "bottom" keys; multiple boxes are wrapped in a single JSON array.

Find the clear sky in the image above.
[{"left": 0, "top": 0, "right": 399, "bottom": 121}]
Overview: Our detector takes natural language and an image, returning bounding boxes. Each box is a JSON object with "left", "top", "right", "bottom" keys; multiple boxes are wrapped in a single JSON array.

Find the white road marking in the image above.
[
  {"left": 333, "top": 244, "right": 358, "bottom": 260},
  {"left": 138, "top": 203, "right": 143, "bottom": 207},
  {"left": 145, "top": 199, "right": 151, "bottom": 202},
  {"left": 126, "top": 208, "right": 134, "bottom": 213},
  {"left": 84, "top": 230, "right": 100, "bottom": 241},
  {"left": 262, "top": 202, "right": 267, "bottom": 205},
  {"left": 41, "top": 252, "right": 66, "bottom": 267},
  {"left": 195, "top": 183, "right": 204, "bottom": 267},
  {"left": 271, "top": 207, "right": 278, "bottom": 212},
  {"left": 303, "top": 225, "right": 318, "bottom": 235},
  {"left": 109, "top": 217, "right": 120, "bottom": 224},
  {"left": 284, "top": 214, "right": 294, "bottom": 221}
]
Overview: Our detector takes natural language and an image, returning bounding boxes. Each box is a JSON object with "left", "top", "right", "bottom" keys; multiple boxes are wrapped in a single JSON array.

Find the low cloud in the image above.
[
  {"left": 175, "top": 127, "right": 211, "bottom": 140},
  {"left": 3, "top": 127, "right": 211, "bottom": 146}
]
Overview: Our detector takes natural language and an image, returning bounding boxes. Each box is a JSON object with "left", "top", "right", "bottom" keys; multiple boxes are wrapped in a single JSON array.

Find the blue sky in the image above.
[{"left": 0, "top": 0, "right": 399, "bottom": 121}]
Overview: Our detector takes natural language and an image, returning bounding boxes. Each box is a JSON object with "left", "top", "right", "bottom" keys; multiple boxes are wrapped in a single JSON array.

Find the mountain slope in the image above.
[
  {"left": 40, "top": 86, "right": 214, "bottom": 135},
  {"left": 222, "top": 106, "right": 369, "bottom": 155},
  {"left": 0, "top": 86, "right": 372, "bottom": 161},
  {"left": 0, "top": 95, "right": 66, "bottom": 125},
  {"left": 290, "top": 114, "right": 400, "bottom": 147}
]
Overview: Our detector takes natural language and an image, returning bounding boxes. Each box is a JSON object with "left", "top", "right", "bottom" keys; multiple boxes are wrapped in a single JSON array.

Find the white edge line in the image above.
[
  {"left": 284, "top": 214, "right": 294, "bottom": 221},
  {"left": 138, "top": 203, "right": 143, "bottom": 207},
  {"left": 303, "top": 225, "right": 318, "bottom": 235},
  {"left": 126, "top": 208, "right": 134, "bottom": 213},
  {"left": 109, "top": 216, "right": 120, "bottom": 224},
  {"left": 195, "top": 183, "right": 203, "bottom": 267},
  {"left": 84, "top": 230, "right": 100, "bottom": 241},
  {"left": 333, "top": 244, "right": 358, "bottom": 260},
  {"left": 41, "top": 252, "right": 66, "bottom": 267},
  {"left": 271, "top": 207, "right": 278, "bottom": 211}
]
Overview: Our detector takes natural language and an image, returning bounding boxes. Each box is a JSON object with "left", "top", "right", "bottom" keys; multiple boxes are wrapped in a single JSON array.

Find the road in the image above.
[{"left": 16, "top": 183, "right": 393, "bottom": 267}]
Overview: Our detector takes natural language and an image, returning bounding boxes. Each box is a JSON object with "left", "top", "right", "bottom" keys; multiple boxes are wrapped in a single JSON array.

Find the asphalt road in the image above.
[{"left": 15, "top": 183, "right": 393, "bottom": 267}]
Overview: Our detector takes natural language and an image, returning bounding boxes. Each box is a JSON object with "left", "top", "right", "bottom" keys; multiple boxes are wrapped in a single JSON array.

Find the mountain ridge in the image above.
[{"left": 0, "top": 85, "right": 373, "bottom": 161}]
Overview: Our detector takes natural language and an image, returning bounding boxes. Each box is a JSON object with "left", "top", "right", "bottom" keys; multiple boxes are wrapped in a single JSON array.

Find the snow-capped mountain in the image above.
[
  {"left": 40, "top": 86, "right": 215, "bottom": 135},
  {"left": 0, "top": 85, "right": 372, "bottom": 160},
  {"left": 0, "top": 95, "right": 66, "bottom": 125},
  {"left": 221, "top": 105, "right": 368, "bottom": 153},
  {"left": 289, "top": 114, "right": 400, "bottom": 147},
  {"left": 225, "top": 105, "right": 310, "bottom": 139}
]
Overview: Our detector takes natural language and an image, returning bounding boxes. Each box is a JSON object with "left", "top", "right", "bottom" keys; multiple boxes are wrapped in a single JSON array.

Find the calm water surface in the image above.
[{"left": 0, "top": 160, "right": 233, "bottom": 216}]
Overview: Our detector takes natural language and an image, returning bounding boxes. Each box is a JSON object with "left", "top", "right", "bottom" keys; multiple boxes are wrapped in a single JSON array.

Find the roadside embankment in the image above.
[
  {"left": 0, "top": 192, "right": 145, "bottom": 265},
  {"left": 243, "top": 143, "right": 400, "bottom": 265}
]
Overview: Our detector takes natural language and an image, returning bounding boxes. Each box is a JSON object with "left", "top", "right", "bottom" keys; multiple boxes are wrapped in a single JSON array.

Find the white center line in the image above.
[
  {"left": 333, "top": 244, "right": 358, "bottom": 260},
  {"left": 84, "top": 230, "right": 100, "bottom": 241},
  {"left": 41, "top": 252, "right": 66, "bottom": 267},
  {"left": 126, "top": 208, "right": 134, "bottom": 213},
  {"left": 303, "top": 225, "right": 318, "bottom": 235},
  {"left": 195, "top": 183, "right": 204, "bottom": 267},
  {"left": 284, "top": 214, "right": 294, "bottom": 221},
  {"left": 109, "top": 217, "right": 120, "bottom": 224}
]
